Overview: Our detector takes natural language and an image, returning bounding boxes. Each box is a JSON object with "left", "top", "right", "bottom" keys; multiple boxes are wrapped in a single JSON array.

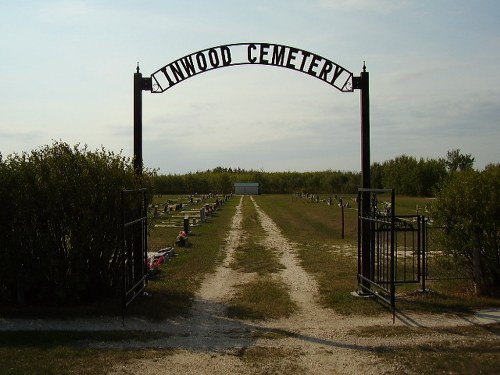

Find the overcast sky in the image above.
[{"left": 1, "top": 0, "right": 499, "bottom": 174}]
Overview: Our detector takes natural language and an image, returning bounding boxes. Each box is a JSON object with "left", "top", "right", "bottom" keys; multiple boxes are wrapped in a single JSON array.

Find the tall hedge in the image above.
[
  {"left": 431, "top": 164, "right": 500, "bottom": 296},
  {"left": 0, "top": 142, "right": 150, "bottom": 305}
]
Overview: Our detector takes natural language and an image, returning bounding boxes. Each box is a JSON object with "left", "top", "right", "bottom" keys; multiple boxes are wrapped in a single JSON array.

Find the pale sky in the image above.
[{"left": 1, "top": 1, "right": 499, "bottom": 173}]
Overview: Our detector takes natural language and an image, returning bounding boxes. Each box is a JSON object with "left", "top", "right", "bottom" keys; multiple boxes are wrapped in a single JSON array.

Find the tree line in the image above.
[{"left": 153, "top": 150, "right": 475, "bottom": 196}]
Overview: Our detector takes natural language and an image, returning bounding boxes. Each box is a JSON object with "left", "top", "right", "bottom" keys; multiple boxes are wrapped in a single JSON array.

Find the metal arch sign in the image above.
[
  {"left": 134, "top": 43, "right": 373, "bottom": 297},
  {"left": 150, "top": 43, "right": 354, "bottom": 93}
]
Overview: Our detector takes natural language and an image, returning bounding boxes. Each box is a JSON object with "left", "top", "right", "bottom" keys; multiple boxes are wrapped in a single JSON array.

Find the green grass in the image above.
[
  {"left": 271, "top": 194, "right": 358, "bottom": 246},
  {"left": 239, "top": 346, "right": 305, "bottom": 374},
  {"left": 231, "top": 196, "right": 284, "bottom": 275},
  {"left": 0, "top": 331, "right": 171, "bottom": 375},
  {"left": 350, "top": 323, "right": 500, "bottom": 375},
  {"left": 393, "top": 195, "right": 434, "bottom": 215},
  {"left": 380, "top": 339, "right": 500, "bottom": 375},
  {"left": 227, "top": 276, "right": 297, "bottom": 320},
  {"left": 350, "top": 322, "right": 500, "bottom": 338},
  {"left": 395, "top": 286, "right": 500, "bottom": 314},
  {"left": 233, "top": 242, "right": 285, "bottom": 274}
]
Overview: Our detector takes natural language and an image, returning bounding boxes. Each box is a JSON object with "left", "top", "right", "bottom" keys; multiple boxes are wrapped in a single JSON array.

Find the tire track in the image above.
[{"left": 250, "top": 196, "right": 321, "bottom": 315}]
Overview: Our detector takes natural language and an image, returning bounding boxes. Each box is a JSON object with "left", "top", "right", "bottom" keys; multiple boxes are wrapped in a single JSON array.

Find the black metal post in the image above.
[
  {"left": 360, "top": 64, "right": 371, "bottom": 291},
  {"left": 121, "top": 190, "right": 126, "bottom": 326},
  {"left": 340, "top": 198, "right": 345, "bottom": 240},
  {"left": 360, "top": 65, "right": 370, "bottom": 192},
  {"left": 390, "top": 189, "right": 396, "bottom": 321},
  {"left": 421, "top": 216, "right": 427, "bottom": 292},
  {"left": 134, "top": 66, "right": 143, "bottom": 175}
]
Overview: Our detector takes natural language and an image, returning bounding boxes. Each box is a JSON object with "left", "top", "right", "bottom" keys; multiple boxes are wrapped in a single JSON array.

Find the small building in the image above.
[{"left": 234, "top": 182, "right": 260, "bottom": 195}]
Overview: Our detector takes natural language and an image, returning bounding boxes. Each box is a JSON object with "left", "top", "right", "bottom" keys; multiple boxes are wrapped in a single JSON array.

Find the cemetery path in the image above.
[{"left": 108, "top": 195, "right": 499, "bottom": 375}]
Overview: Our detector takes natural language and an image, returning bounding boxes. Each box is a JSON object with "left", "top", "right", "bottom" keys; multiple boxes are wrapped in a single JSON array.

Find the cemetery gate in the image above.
[
  {"left": 121, "top": 188, "right": 148, "bottom": 320},
  {"left": 358, "top": 188, "right": 429, "bottom": 315},
  {"left": 133, "top": 42, "right": 376, "bottom": 301}
]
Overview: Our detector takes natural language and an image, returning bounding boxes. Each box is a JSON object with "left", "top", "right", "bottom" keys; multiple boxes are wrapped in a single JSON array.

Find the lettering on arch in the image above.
[{"left": 150, "top": 43, "right": 354, "bottom": 93}]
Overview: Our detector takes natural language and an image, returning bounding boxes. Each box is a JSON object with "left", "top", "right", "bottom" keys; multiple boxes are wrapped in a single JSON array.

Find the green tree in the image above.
[
  {"left": 370, "top": 162, "right": 384, "bottom": 189},
  {"left": 370, "top": 155, "right": 446, "bottom": 196},
  {"left": 431, "top": 165, "right": 500, "bottom": 296},
  {"left": 445, "top": 149, "right": 475, "bottom": 173},
  {"left": 218, "top": 173, "right": 233, "bottom": 194},
  {"left": 416, "top": 157, "right": 447, "bottom": 196},
  {"left": 382, "top": 155, "right": 421, "bottom": 195}
]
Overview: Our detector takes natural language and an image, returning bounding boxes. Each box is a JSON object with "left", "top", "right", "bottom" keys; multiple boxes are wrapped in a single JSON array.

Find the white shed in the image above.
[{"left": 234, "top": 182, "right": 260, "bottom": 195}]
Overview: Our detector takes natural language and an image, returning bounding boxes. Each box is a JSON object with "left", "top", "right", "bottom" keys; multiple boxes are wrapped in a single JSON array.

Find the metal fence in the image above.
[
  {"left": 357, "top": 188, "right": 396, "bottom": 312},
  {"left": 121, "top": 188, "right": 148, "bottom": 321},
  {"left": 357, "top": 189, "right": 453, "bottom": 314},
  {"left": 358, "top": 189, "right": 471, "bottom": 315},
  {"left": 393, "top": 215, "right": 425, "bottom": 284}
]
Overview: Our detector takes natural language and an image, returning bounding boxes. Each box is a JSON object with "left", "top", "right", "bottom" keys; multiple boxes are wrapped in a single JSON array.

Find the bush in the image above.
[
  {"left": 0, "top": 142, "right": 151, "bottom": 305},
  {"left": 430, "top": 164, "right": 500, "bottom": 296}
]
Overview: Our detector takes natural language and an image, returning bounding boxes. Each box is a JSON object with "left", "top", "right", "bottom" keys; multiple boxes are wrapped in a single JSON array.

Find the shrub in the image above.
[
  {"left": 430, "top": 164, "right": 500, "bottom": 296},
  {"left": 0, "top": 142, "right": 151, "bottom": 305}
]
